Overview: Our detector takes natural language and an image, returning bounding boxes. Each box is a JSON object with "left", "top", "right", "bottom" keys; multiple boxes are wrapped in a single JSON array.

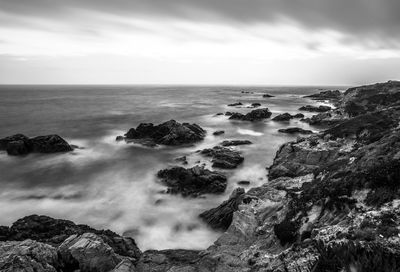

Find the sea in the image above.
[{"left": 0, "top": 85, "right": 342, "bottom": 250}]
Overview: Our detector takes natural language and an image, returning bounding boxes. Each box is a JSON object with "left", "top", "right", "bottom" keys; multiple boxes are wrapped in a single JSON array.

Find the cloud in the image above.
[{"left": 1, "top": 0, "right": 400, "bottom": 44}]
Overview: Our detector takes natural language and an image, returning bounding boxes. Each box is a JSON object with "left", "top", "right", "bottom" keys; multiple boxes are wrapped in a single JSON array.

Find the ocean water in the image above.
[{"left": 0, "top": 85, "right": 339, "bottom": 250}]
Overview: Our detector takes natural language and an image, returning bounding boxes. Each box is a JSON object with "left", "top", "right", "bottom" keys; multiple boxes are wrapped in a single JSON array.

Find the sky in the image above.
[{"left": 1, "top": 0, "right": 400, "bottom": 85}]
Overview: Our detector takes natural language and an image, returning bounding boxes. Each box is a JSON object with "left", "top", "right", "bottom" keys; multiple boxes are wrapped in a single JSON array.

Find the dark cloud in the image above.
[{"left": 1, "top": 0, "right": 400, "bottom": 45}]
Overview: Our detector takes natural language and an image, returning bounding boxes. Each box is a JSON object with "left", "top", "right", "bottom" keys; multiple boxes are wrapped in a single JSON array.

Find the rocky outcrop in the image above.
[
  {"left": 121, "top": 120, "right": 206, "bottom": 146},
  {"left": 272, "top": 113, "right": 293, "bottom": 121},
  {"left": 220, "top": 140, "right": 252, "bottom": 146},
  {"left": 278, "top": 127, "right": 314, "bottom": 134},
  {"left": 227, "top": 102, "right": 243, "bottom": 107},
  {"left": 0, "top": 134, "right": 73, "bottom": 156},
  {"left": 263, "top": 94, "right": 274, "bottom": 98},
  {"left": 200, "top": 146, "right": 244, "bottom": 169},
  {"left": 199, "top": 188, "right": 246, "bottom": 231},
  {"left": 157, "top": 166, "right": 227, "bottom": 197},
  {"left": 228, "top": 108, "right": 272, "bottom": 121},
  {"left": 304, "top": 90, "right": 342, "bottom": 101},
  {"left": 299, "top": 105, "right": 332, "bottom": 112}
]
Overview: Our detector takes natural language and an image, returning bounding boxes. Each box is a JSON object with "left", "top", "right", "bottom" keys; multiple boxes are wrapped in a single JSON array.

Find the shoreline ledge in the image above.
[{"left": 2, "top": 80, "right": 400, "bottom": 271}]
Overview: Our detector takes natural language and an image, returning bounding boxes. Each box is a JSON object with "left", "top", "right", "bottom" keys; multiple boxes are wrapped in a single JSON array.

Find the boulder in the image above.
[
  {"left": 263, "top": 94, "right": 275, "bottom": 98},
  {"left": 229, "top": 108, "right": 272, "bottom": 121},
  {"left": 157, "top": 166, "right": 227, "bottom": 197},
  {"left": 227, "top": 102, "right": 243, "bottom": 107},
  {"left": 199, "top": 188, "right": 246, "bottom": 231},
  {"left": 0, "top": 240, "right": 59, "bottom": 272},
  {"left": 124, "top": 120, "right": 206, "bottom": 146},
  {"left": 293, "top": 113, "right": 305, "bottom": 118},
  {"left": 220, "top": 140, "right": 252, "bottom": 146},
  {"left": 272, "top": 113, "right": 293, "bottom": 121},
  {"left": 278, "top": 127, "right": 314, "bottom": 134},
  {"left": 58, "top": 233, "right": 125, "bottom": 272},
  {"left": 213, "top": 130, "right": 225, "bottom": 136},
  {"left": 200, "top": 146, "right": 244, "bottom": 169},
  {"left": 251, "top": 103, "right": 261, "bottom": 107},
  {"left": 0, "top": 134, "right": 72, "bottom": 156},
  {"left": 299, "top": 105, "right": 332, "bottom": 112}
]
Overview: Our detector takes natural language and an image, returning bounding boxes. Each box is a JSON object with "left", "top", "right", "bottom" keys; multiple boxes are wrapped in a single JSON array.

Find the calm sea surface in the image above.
[{"left": 0, "top": 85, "right": 341, "bottom": 250}]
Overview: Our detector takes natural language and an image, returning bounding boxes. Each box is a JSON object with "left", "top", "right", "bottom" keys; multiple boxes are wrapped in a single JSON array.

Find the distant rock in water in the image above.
[
  {"left": 250, "top": 103, "right": 261, "bottom": 107},
  {"left": 122, "top": 120, "right": 206, "bottom": 146},
  {"left": 199, "top": 187, "right": 246, "bottom": 231},
  {"left": 293, "top": 113, "right": 305, "bottom": 118},
  {"left": 272, "top": 113, "right": 293, "bottom": 121},
  {"left": 157, "top": 166, "right": 227, "bottom": 197},
  {"left": 213, "top": 130, "right": 225, "bottom": 136},
  {"left": 229, "top": 108, "right": 272, "bottom": 121},
  {"left": 299, "top": 105, "right": 332, "bottom": 112},
  {"left": 200, "top": 146, "right": 244, "bottom": 169},
  {"left": 278, "top": 127, "right": 314, "bottom": 134},
  {"left": 227, "top": 102, "right": 243, "bottom": 107},
  {"left": 0, "top": 134, "right": 73, "bottom": 156},
  {"left": 263, "top": 94, "right": 275, "bottom": 98},
  {"left": 220, "top": 140, "right": 252, "bottom": 146}
]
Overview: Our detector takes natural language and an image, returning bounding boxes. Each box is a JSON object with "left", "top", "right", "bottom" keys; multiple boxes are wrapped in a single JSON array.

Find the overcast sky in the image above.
[{"left": 1, "top": 0, "right": 400, "bottom": 85}]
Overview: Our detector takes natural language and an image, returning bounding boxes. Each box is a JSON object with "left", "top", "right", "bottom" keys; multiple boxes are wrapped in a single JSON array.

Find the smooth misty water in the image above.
[{"left": 0, "top": 85, "right": 339, "bottom": 250}]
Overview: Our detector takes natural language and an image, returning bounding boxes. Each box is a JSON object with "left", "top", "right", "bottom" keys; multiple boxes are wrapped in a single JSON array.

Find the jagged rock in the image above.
[
  {"left": 229, "top": 108, "right": 272, "bottom": 121},
  {"left": 0, "top": 239, "right": 59, "bottom": 272},
  {"left": 58, "top": 233, "right": 126, "bottom": 272},
  {"left": 304, "top": 90, "right": 342, "bottom": 101},
  {"left": 123, "top": 120, "right": 206, "bottom": 146},
  {"left": 1, "top": 215, "right": 141, "bottom": 259},
  {"left": 272, "top": 113, "right": 293, "bottom": 121},
  {"left": 157, "top": 166, "right": 227, "bottom": 197},
  {"left": 299, "top": 105, "right": 332, "bottom": 112},
  {"left": 112, "top": 259, "right": 136, "bottom": 272},
  {"left": 200, "top": 146, "right": 244, "bottom": 169},
  {"left": 0, "top": 134, "right": 73, "bottom": 156},
  {"left": 278, "top": 127, "right": 314, "bottom": 134},
  {"left": 220, "top": 140, "right": 252, "bottom": 146},
  {"left": 213, "top": 130, "right": 225, "bottom": 136},
  {"left": 227, "top": 102, "right": 243, "bottom": 107},
  {"left": 199, "top": 188, "right": 246, "bottom": 231},
  {"left": 300, "top": 111, "right": 343, "bottom": 126}
]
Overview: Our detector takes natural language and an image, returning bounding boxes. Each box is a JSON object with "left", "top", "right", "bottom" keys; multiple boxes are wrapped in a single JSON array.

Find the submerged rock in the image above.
[
  {"left": 263, "top": 94, "right": 275, "bottom": 98},
  {"left": 200, "top": 146, "right": 244, "bottom": 169},
  {"left": 227, "top": 102, "right": 243, "bottom": 107},
  {"left": 199, "top": 188, "right": 246, "bottom": 231},
  {"left": 299, "top": 105, "right": 332, "bottom": 112},
  {"left": 157, "top": 166, "right": 227, "bottom": 197},
  {"left": 278, "top": 127, "right": 314, "bottom": 134},
  {"left": 229, "top": 108, "right": 272, "bottom": 121},
  {"left": 213, "top": 130, "right": 225, "bottom": 136},
  {"left": 0, "top": 134, "right": 73, "bottom": 156},
  {"left": 220, "top": 140, "right": 252, "bottom": 146},
  {"left": 123, "top": 120, "right": 206, "bottom": 146},
  {"left": 251, "top": 103, "right": 261, "bottom": 107}
]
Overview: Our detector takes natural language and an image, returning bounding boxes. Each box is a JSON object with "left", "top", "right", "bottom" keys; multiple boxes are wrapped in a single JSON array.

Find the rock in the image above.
[
  {"left": 112, "top": 259, "right": 136, "bottom": 272},
  {"left": 299, "top": 105, "right": 332, "bottom": 112},
  {"left": 251, "top": 103, "right": 261, "bottom": 107},
  {"left": 237, "top": 180, "right": 251, "bottom": 185},
  {"left": 200, "top": 146, "right": 244, "bottom": 169},
  {"left": 0, "top": 239, "right": 60, "bottom": 272},
  {"left": 304, "top": 90, "right": 342, "bottom": 101},
  {"left": 229, "top": 108, "right": 272, "bottom": 121},
  {"left": 157, "top": 166, "right": 227, "bottom": 197},
  {"left": 228, "top": 102, "right": 243, "bottom": 107},
  {"left": 123, "top": 120, "right": 206, "bottom": 146},
  {"left": 213, "top": 130, "right": 225, "bottom": 136},
  {"left": 278, "top": 127, "right": 314, "bottom": 134},
  {"left": 227, "top": 112, "right": 245, "bottom": 120},
  {"left": 58, "top": 233, "right": 125, "bottom": 272},
  {"left": 175, "top": 156, "right": 188, "bottom": 165},
  {"left": 2, "top": 214, "right": 141, "bottom": 259},
  {"left": 215, "top": 113, "right": 224, "bottom": 116},
  {"left": 220, "top": 140, "right": 252, "bottom": 146},
  {"left": 0, "top": 134, "right": 73, "bottom": 156},
  {"left": 199, "top": 188, "right": 246, "bottom": 231},
  {"left": 116, "top": 136, "right": 124, "bottom": 141},
  {"left": 272, "top": 113, "right": 293, "bottom": 121},
  {"left": 293, "top": 113, "right": 305, "bottom": 118},
  {"left": 300, "top": 111, "right": 343, "bottom": 126},
  {"left": 263, "top": 94, "right": 275, "bottom": 98},
  {"left": 224, "top": 112, "right": 234, "bottom": 116}
]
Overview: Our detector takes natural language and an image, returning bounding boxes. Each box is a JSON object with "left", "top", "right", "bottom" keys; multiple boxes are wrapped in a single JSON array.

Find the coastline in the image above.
[{"left": 1, "top": 81, "right": 400, "bottom": 271}]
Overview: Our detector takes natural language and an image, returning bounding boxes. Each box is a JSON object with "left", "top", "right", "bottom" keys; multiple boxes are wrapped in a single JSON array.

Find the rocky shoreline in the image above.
[{"left": 2, "top": 80, "right": 400, "bottom": 271}]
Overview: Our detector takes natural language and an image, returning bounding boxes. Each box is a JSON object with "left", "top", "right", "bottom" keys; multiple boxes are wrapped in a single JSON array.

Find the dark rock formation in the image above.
[
  {"left": 220, "top": 140, "right": 252, "bottom": 146},
  {"left": 304, "top": 90, "right": 342, "bottom": 101},
  {"left": 0, "top": 134, "right": 73, "bottom": 156},
  {"left": 278, "top": 127, "right": 314, "bottom": 134},
  {"left": 263, "top": 94, "right": 275, "bottom": 98},
  {"left": 237, "top": 180, "right": 250, "bottom": 185},
  {"left": 272, "top": 113, "right": 293, "bottom": 121},
  {"left": 299, "top": 105, "right": 332, "bottom": 112},
  {"left": 123, "top": 120, "right": 206, "bottom": 146},
  {"left": 200, "top": 146, "right": 244, "bottom": 169},
  {"left": 293, "top": 113, "right": 305, "bottom": 118},
  {"left": 251, "top": 103, "right": 261, "bottom": 107},
  {"left": 175, "top": 156, "right": 188, "bottom": 165},
  {"left": 213, "top": 130, "right": 225, "bottom": 136},
  {"left": 157, "top": 166, "right": 227, "bottom": 197},
  {"left": 199, "top": 188, "right": 246, "bottom": 231},
  {"left": 229, "top": 108, "right": 272, "bottom": 121},
  {"left": 227, "top": 102, "right": 243, "bottom": 107}
]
